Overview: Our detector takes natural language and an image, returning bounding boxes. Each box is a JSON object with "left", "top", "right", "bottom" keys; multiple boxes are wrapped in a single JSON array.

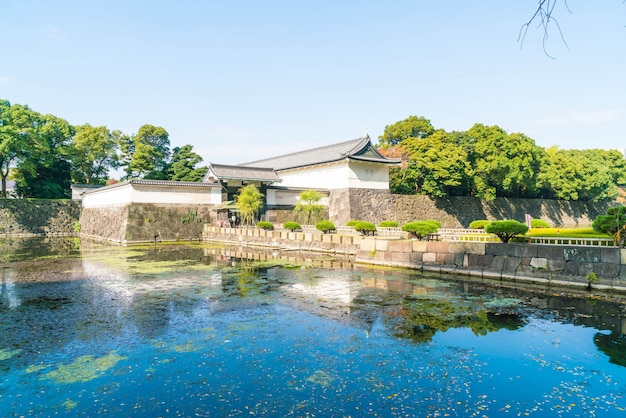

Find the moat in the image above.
[{"left": 1, "top": 238, "right": 626, "bottom": 417}]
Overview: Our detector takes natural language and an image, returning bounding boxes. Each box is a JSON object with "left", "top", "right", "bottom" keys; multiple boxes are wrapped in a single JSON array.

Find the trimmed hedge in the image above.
[
  {"left": 346, "top": 220, "right": 360, "bottom": 227},
  {"left": 379, "top": 220, "right": 398, "bottom": 228},
  {"left": 283, "top": 221, "right": 302, "bottom": 231},
  {"left": 256, "top": 221, "right": 274, "bottom": 230},
  {"left": 402, "top": 221, "right": 439, "bottom": 240},
  {"left": 469, "top": 220, "right": 491, "bottom": 229},
  {"left": 531, "top": 219, "right": 550, "bottom": 228},
  {"left": 354, "top": 221, "right": 377, "bottom": 236},
  {"left": 316, "top": 220, "right": 336, "bottom": 234}
]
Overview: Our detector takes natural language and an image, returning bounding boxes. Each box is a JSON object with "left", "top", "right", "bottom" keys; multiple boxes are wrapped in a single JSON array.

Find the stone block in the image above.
[
  {"left": 331, "top": 234, "right": 342, "bottom": 244},
  {"left": 467, "top": 254, "right": 481, "bottom": 268},
  {"left": 508, "top": 244, "right": 538, "bottom": 258},
  {"left": 594, "top": 263, "right": 620, "bottom": 279},
  {"left": 375, "top": 240, "right": 389, "bottom": 251},
  {"left": 392, "top": 252, "right": 411, "bottom": 263},
  {"left": 530, "top": 257, "right": 549, "bottom": 270},
  {"left": 600, "top": 248, "right": 621, "bottom": 264},
  {"left": 423, "top": 253, "right": 437, "bottom": 263},
  {"left": 491, "top": 255, "right": 506, "bottom": 271},
  {"left": 537, "top": 246, "right": 565, "bottom": 260},
  {"left": 548, "top": 259, "right": 566, "bottom": 272},
  {"left": 388, "top": 240, "right": 413, "bottom": 253},
  {"left": 578, "top": 262, "right": 594, "bottom": 277},
  {"left": 427, "top": 242, "right": 448, "bottom": 253},
  {"left": 563, "top": 247, "right": 600, "bottom": 263},
  {"left": 563, "top": 260, "right": 579, "bottom": 276},
  {"left": 410, "top": 252, "right": 423, "bottom": 263},
  {"left": 360, "top": 238, "right": 376, "bottom": 252},
  {"left": 436, "top": 253, "right": 448, "bottom": 264},
  {"left": 445, "top": 253, "right": 457, "bottom": 266},
  {"left": 412, "top": 241, "right": 428, "bottom": 252},
  {"left": 478, "top": 255, "right": 494, "bottom": 268},
  {"left": 503, "top": 256, "right": 521, "bottom": 272},
  {"left": 485, "top": 243, "right": 504, "bottom": 256},
  {"left": 454, "top": 253, "right": 465, "bottom": 266},
  {"left": 464, "top": 243, "right": 486, "bottom": 255}
]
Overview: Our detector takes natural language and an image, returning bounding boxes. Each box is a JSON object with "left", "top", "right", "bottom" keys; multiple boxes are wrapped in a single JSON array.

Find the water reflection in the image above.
[{"left": 2, "top": 238, "right": 626, "bottom": 416}]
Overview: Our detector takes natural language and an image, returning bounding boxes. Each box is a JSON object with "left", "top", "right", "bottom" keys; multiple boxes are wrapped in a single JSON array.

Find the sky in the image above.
[{"left": 1, "top": 1, "right": 625, "bottom": 173}]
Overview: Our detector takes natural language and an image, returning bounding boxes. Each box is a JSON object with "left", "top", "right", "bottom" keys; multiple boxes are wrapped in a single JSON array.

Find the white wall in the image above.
[
  {"left": 82, "top": 182, "right": 222, "bottom": 208},
  {"left": 276, "top": 159, "right": 391, "bottom": 190},
  {"left": 266, "top": 188, "right": 329, "bottom": 206}
]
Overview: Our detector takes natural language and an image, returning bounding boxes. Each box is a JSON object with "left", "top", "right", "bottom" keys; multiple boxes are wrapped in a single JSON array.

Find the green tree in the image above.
[
  {"left": 400, "top": 131, "right": 472, "bottom": 196},
  {"left": 592, "top": 206, "right": 626, "bottom": 247},
  {"left": 168, "top": 144, "right": 208, "bottom": 181},
  {"left": 378, "top": 115, "right": 435, "bottom": 147},
  {"left": 121, "top": 124, "right": 171, "bottom": 179},
  {"left": 485, "top": 220, "right": 529, "bottom": 243},
  {"left": 70, "top": 124, "right": 120, "bottom": 185},
  {"left": 14, "top": 113, "right": 74, "bottom": 198},
  {"left": 0, "top": 100, "right": 39, "bottom": 197},
  {"left": 235, "top": 184, "right": 264, "bottom": 226},
  {"left": 294, "top": 189, "right": 324, "bottom": 224}
]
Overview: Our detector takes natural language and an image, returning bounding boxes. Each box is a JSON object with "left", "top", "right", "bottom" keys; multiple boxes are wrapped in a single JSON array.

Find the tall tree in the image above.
[
  {"left": 0, "top": 101, "right": 38, "bottom": 198},
  {"left": 70, "top": 124, "right": 120, "bottom": 185},
  {"left": 14, "top": 113, "right": 74, "bottom": 198},
  {"left": 168, "top": 144, "right": 207, "bottom": 181},
  {"left": 120, "top": 124, "right": 171, "bottom": 179},
  {"left": 378, "top": 116, "right": 435, "bottom": 147},
  {"left": 294, "top": 189, "right": 324, "bottom": 224}
]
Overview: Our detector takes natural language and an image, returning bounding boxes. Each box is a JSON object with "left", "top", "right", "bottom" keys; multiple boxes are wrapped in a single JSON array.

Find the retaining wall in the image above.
[
  {"left": 204, "top": 226, "right": 626, "bottom": 292},
  {"left": 0, "top": 199, "right": 80, "bottom": 236}
]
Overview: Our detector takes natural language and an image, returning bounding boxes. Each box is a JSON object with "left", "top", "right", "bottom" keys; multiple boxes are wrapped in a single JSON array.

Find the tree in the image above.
[
  {"left": 378, "top": 115, "right": 435, "bottom": 147},
  {"left": 401, "top": 221, "right": 439, "bottom": 240},
  {"left": 120, "top": 124, "right": 171, "bottom": 180},
  {"left": 13, "top": 113, "right": 74, "bottom": 198},
  {"left": 235, "top": 184, "right": 264, "bottom": 226},
  {"left": 399, "top": 131, "right": 472, "bottom": 197},
  {"left": 168, "top": 145, "right": 208, "bottom": 181},
  {"left": 293, "top": 189, "right": 324, "bottom": 224},
  {"left": 0, "top": 101, "right": 38, "bottom": 198},
  {"left": 592, "top": 206, "right": 626, "bottom": 248},
  {"left": 70, "top": 124, "right": 120, "bottom": 185},
  {"left": 485, "top": 220, "right": 529, "bottom": 244}
]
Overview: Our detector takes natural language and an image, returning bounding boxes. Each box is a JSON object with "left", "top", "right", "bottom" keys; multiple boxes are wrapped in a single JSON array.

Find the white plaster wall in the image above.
[
  {"left": 82, "top": 183, "right": 222, "bottom": 208},
  {"left": 277, "top": 162, "right": 351, "bottom": 190},
  {"left": 348, "top": 160, "right": 390, "bottom": 190},
  {"left": 267, "top": 189, "right": 329, "bottom": 206}
]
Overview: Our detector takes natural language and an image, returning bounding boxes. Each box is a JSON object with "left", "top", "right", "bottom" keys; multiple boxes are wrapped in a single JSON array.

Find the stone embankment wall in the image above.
[
  {"left": 340, "top": 189, "right": 613, "bottom": 228},
  {"left": 204, "top": 226, "right": 626, "bottom": 292},
  {"left": 81, "top": 203, "right": 214, "bottom": 243},
  {"left": 0, "top": 199, "right": 80, "bottom": 236}
]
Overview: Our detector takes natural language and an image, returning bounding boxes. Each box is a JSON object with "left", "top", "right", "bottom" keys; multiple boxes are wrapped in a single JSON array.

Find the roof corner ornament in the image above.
[{"left": 364, "top": 129, "right": 369, "bottom": 140}]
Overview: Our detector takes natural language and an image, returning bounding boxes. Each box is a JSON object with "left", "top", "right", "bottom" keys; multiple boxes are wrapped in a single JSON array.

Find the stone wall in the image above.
[
  {"left": 81, "top": 203, "right": 215, "bottom": 243},
  {"left": 343, "top": 189, "right": 613, "bottom": 227},
  {"left": 0, "top": 199, "right": 80, "bottom": 235}
]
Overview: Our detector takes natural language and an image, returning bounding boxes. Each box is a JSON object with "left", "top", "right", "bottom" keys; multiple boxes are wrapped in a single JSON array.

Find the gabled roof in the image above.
[
  {"left": 204, "top": 163, "right": 281, "bottom": 183},
  {"left": 240, "top": 136, "right": 400, "bottom": 171}
]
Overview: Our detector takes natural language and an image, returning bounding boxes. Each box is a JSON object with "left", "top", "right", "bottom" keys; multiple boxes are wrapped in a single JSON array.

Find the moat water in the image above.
[{"left": 1, "top": 238, "right": 626, "bottom": 417}]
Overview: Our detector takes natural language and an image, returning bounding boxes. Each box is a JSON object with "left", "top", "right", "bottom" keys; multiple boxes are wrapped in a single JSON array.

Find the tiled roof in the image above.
[
  {"left": 240, "top": 136, "right": 400, "bottom": 170},
  {"left": 206, "top": 164, "right": 281, "bottom": 182},
  {"left": 81, "top": 179, "right": 221, "bottom": 195}
]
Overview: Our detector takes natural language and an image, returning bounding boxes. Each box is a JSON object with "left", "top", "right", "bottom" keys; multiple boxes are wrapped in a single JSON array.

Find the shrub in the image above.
[
  {"left": 402, "top": 221, "right": 439, "bottom": 240},
  {"left": 283, "top": 221, "right": 301, "bottom": 231},
  {"left": 469, "top": 220, "right": 491, "bottom": 229},
  {"left": 316, "top": 220, "right": 336, "bottom": 234},
  {"left": 354, "top": 221, "right": 377, "bottom": 236},
  {"left": 485, "top": 220, "right": 529, "bottom": 243},
  {"left": 379, "top": 220, "right": 398, "bottom": 228},
  {"left": 530, "top": 219, "right": 550, "bottom": 228},
  {"left": 425, "top": 219, "right": 442, "bottom": 228},
  {"left": 346, "top": 220, "right": 360, "bottom": 227},
  {"left": 256, "top": 221, "right": 274, "bottom": 230}
]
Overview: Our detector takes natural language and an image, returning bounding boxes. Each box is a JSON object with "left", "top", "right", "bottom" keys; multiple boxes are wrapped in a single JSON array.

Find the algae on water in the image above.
[{"left": 42, "top": 351, "right": 127, "bottom": 384}]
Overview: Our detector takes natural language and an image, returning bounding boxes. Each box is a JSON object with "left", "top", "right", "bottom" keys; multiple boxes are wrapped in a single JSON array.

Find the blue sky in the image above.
[{"left": 2, "top": 1, "right": 625, "bottom": 171}]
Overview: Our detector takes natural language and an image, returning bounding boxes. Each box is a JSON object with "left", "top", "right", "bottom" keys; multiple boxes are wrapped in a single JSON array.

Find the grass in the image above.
[{"left": 525, "top": 227, "right": 611, "bottom": 239}]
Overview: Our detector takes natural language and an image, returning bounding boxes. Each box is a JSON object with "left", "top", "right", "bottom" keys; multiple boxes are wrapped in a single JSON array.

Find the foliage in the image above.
[
  {"left": 120, "top": 124, "right": 171, "bottom": 180},
  {"left": 181, "top": 210, "right": 201, "bottom": 224},
  {"left": 424, "top": 219, "right": 442, "bottom": 228},
  {"left": 484, "top": 220, "right": 529, "bottom": 243},
  {"left": 315, "top": 220, "right": 336, "bottom": 234},
  {"left": 235, "top": 184, "right": 264, "bottom": 226},
  {"left": 354, "top": 221, "right": 377, "bottom": 235},
  {"left": 469, "top": 220, "right": 491, "bottom": 229},
  {"left": 283, "top": 221, "right": 301, "bottom": 231},
  {"left": 293, "top": 189, "right": 324, "bottom": 225},
  {"left": 168, "top": 144, "right": 208, "bottom": 182},
  {"left": 70, "top": 124, "right": 120, "bottom": 185},
  {"left": 592, "top": 206, "right": 626, "bottom": 247},
  {"left": 586, "top": 271, "right": 599, "bottom": 290},
  {"left": 530, "top": 219, "right": 550, "bottom": 228},
  {"left": 346, "top": 220, "right": 360, "bottom": 227},
  {"left": 378, "top": 115, "right": 435, "bottom": 147},
  {"left": 256, "top": 221, "right": 274, "bottom": 230},
  {"left": 401, "top": 221, "right": 439, "bottom": 240},
  {"left": 379, "top": 220, "right": 398, "bottom": 227}
]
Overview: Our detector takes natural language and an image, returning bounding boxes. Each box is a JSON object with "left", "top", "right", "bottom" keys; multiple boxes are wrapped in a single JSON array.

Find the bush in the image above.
[
  {"left": 402, "top": 221, "right": 439, "bottom": 240},
  {"left": 425, "top": 219, "right": 442, "bottom": 228},
  {"left": 354, "top": 221, "right": 377, "bottom": 236},
  {"left": 283, "top": 221, "right": 301, "bottom": 231},
  {"left": 256, "top": 221, "right": 274, "bottom": 230},
  {"left": 531, "top": 219, "right": 550, "bottom": 228},
  {"left": 379, "top": 220, "right": 398, "bottom": 228},
  {"left": 485, "top": 220, "right": 529, "bottom": 243},
  {"left": 469, "top": 220, "right": 491, "bottom": 229},
  {"left": 316, "top": 220, "right": 336, "bottom": 234},
  {"left": 346, "top": 220, "right": 360, "bottom": 227}
]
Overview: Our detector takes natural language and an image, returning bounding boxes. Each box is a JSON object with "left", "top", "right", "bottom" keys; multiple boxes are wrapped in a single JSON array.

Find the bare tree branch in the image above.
[{"left": 519, "top": 0, "right": 571, "bottom": 58}]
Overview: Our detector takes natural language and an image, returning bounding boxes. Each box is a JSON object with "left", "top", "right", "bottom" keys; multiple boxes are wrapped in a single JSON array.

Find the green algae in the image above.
[
  {"left": 41, "top": 351, "right": 127, "bottom": 384},
  {"left": 25, "top": 364, "right": 50, "bottom": 373},
  {"left": 0, "top": 348, "right": 22, "bottom": 361},
  {"left": 307, "top": 370, "right": 334, "bottom": 388},
  {"left": 173, "top": 341, "right": 202, "bottom": 353},
  {"left": 62, "top": 399, "right": 78, "bottom": 411}
]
